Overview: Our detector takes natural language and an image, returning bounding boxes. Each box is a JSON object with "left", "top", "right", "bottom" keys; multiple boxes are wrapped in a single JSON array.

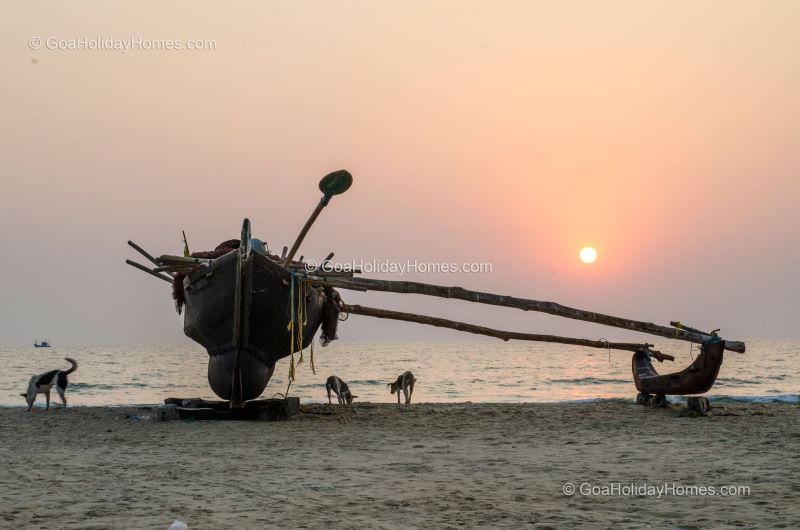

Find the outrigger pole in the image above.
[
  {"left": 307, "top": 277, "right": 746, "bottom": 354},
  {"left": 344, "top": 304, "right": 675, "bottom": 362}
]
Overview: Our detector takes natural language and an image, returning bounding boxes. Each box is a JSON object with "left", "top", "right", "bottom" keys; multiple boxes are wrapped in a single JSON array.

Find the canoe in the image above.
[
  {"left": 632, "top": 338, "right": 725, "bottom": 396},
  {"left": 182, "top": 223, "right": 325, "bottom": 405}
]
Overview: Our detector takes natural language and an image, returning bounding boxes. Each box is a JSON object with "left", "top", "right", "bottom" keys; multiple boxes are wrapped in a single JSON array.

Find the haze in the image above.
[{"left": 1, "top": 1, "right": 798, "bottom": 346}]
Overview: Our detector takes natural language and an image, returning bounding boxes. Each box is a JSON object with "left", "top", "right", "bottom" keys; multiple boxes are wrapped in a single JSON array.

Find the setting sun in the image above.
[{"left": 579, "top": 246, "right": 597, "bottom": 264}]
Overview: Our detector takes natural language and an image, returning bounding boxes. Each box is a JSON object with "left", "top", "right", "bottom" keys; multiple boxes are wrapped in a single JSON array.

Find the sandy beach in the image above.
[{"left": 1, "top": 401, "right": 797, "bottom": 529}]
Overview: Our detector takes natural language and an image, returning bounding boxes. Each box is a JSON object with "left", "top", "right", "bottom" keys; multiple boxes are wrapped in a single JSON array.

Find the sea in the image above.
[{"left": 1, "top": 340, "right": 797, "bottom": 407}]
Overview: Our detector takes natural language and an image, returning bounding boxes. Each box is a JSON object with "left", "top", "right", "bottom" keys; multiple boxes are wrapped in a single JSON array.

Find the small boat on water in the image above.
[{"left": 34, "top": 340, "right": 51, "bottom": 348}]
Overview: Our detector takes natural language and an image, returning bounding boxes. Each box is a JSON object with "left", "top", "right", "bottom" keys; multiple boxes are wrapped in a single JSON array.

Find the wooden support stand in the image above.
[
  {"left": 635, "top": 393, "right": 667, "bottom": 407},
  {"left": 159, "top": 397, "right": 300, "bottom": 421},
  {"left": 686, "top": 396, "right": 712, "bottom": 416}
]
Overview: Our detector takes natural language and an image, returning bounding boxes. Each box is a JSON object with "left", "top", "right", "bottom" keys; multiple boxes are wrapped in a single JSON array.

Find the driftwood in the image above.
[
  {"left": 344, "top": 304, "right": 675, "bottom": 360},
  {"left": 314, "top": 277, "right": 746, "bottom": 354},
  {"left": 125, "top": 259, "right": 173, "bottom": 284}
]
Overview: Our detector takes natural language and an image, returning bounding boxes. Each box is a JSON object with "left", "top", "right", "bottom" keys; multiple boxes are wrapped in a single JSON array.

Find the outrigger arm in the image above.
[{"left": 307, "top": 277, "right": 746, "bottom": 354}]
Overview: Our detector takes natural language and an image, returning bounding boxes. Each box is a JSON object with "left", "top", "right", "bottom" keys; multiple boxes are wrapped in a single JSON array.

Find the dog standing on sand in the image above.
[
  {"left": 326, "top": 375, "right": 356, "bottom": 405},
  {"left": 389, "top": 371, "right": 416, "bottom": 404},
  {"left": 21, "top": 357, "right": 78, "bottom": 411}
]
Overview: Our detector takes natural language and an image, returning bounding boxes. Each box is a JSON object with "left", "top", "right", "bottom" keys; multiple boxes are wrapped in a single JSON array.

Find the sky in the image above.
[{"left": 1, "top": 1, "right": 798, "bottom": 346}]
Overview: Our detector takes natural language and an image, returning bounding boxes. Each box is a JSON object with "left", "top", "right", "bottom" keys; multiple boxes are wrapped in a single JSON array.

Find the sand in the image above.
[{"left": 0, "top": 401, "right": 797, "bottom": 529}]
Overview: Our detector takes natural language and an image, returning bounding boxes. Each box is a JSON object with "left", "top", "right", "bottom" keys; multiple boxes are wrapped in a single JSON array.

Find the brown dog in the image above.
[
  {"left": 326, "top": 375, "right": 356, "bottom": 405},
  {"left": 389, "top": 371, "right": 416, "bottom": 404}
]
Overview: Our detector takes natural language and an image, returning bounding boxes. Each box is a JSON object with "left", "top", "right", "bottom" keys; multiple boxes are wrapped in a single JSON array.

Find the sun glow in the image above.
[{"left": 579, "top": 246, "right": 597, "bottom": 264}]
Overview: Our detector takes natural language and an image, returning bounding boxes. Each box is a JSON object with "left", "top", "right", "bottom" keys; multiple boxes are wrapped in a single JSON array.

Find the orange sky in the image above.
[{"left": 1, "top": 1, "right": 798, "bottom": 344}]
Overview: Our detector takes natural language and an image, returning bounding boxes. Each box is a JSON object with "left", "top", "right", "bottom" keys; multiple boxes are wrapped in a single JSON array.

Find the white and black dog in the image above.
[
  {"left": 21, "top": 357, "right": 78, "bottom": 411},
  {"left": 326, "top": 375, "right": 356, "bottom": 405},
  {"left": 389, "top": 371, "right": 416, "bottom": 404}
]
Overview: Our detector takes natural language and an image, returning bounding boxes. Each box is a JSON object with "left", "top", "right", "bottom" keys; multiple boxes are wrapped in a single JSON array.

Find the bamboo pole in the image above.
[
  {"left": 128, "top": 241, "right": 174, "bottom": 277},
  {"left": 344, "top": 304, "right": 675, "bottom": 361},
  {"left": 156, "top": 255, "right": 214, "bottom": 266},
  {"left": 125, "top": 259, "right": 174, "bottom": 284},
  {"left": 153, "top": 265, "right": 198, "bottom": 274},
  {"left": 311, "top": 277, "right": 746, "bottom": 353},
  {"left": 292, "top": 270, "right": 355, "bottom": 278},
  {"left": 127, "top": 241, "right": 159, "bottom": 266}
]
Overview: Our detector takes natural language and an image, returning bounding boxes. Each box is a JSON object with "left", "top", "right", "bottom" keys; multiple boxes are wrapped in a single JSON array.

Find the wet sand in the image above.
[{"left": 0, "top": 401, "right": 797, "bottom": 529}]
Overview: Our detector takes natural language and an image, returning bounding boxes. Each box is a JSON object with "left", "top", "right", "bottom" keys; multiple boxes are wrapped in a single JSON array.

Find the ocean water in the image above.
[{"left": 1, "top": 340, "right": 797, "bottom": 407}]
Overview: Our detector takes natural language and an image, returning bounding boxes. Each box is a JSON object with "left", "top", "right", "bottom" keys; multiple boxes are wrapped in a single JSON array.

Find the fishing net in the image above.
[{"left": 320, "top": 286, "right": 343, "bottom": 346}]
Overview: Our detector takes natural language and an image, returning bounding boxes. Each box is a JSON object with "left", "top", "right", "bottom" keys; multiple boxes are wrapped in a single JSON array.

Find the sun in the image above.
[{"left": 579, "top": 246, "right": 597, "bottom": 264}]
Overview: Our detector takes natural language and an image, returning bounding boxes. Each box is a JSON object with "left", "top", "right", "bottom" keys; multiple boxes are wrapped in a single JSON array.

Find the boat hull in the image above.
[
  {"left": 632, "top": 339, "right": 725, "bottom": 396},
  {"left": 183, "top": 250, "right": 324, "bottom": 402}
]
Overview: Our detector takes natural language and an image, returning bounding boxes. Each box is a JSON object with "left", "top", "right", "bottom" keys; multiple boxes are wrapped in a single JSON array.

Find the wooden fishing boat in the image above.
[
  {"left": 632, "top": 338, "right": 725, "bottom": 401},
  {"left": 181, "top": 225, "right": 326, "bottom": 405},
  {"left": 126, "top": 169, "right": 746, "bottom": 409}
]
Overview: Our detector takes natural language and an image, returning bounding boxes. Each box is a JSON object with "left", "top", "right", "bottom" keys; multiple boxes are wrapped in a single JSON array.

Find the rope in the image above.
[
  {"left": 286, "top": 274, "right": 296, "bottom": 384},
  {"left": 286, "top": 273, "right": 317, "bottom": 393},
  {"left": 297, "top": 279, "right": 305, "bottom": 366},
  {"left": 599, "top": 338, "right": 611, "bottom": 362},
  {"left": 310, "top": 339, "right": 316, "bottom": 374}
]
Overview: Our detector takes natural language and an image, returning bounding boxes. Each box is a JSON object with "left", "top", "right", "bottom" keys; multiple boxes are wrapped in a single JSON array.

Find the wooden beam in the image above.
[
  {"left": 283, "top": 200, "right": 327, "bottom": 267},
  {"left": 312, "top": 277, "right": 746, "bottom": 353},
  {"left": 127, "top": 240, "right": 159, "bottom": 266},
  {"left": 125, "top": 259, "right": 174, "bottom": 284},
  {"left": 128, "top": 240, "right": 174, "bottom": 277},
  {"left": 344, "top": 304, "right": 674, "bottom": 360},
  {"left": 156, "top": 255, "right": 213, "bottom": 266}
]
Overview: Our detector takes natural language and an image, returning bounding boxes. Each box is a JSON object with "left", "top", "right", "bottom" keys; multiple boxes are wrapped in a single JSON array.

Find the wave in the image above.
[
  {"left": 551, "top": 394, "right": 799, "bottom": 405},
  {"left": 553, "top": 397, "right": 632, "bottom": 404},
  {"left": 70, "top": 382, "right": 148, "bottom": 391},
  {"left": 708, "top": 394, "right": 799, "bottom": 404},
  {"left": 549, "top": 377, "right": 630, "bottom": 385},
  {"left": 715, "top": 378, "right": 761, "bottom": 386}
]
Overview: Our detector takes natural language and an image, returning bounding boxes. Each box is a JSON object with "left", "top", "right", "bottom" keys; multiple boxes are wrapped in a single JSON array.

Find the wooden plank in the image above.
[{"left": 164, "top": 397, "right": 300, "bottom": 421}]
